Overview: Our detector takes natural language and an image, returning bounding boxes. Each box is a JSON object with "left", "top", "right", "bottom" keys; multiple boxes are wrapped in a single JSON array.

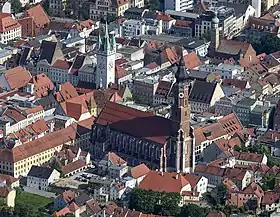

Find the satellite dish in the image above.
[{"left": 2, "top": 2, "right": 11, "bottom": 14}]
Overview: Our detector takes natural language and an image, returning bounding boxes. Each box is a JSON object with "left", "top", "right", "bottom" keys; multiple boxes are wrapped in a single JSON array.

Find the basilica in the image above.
[{"left": 91, "top": 53, "right": 195, "bottom": 172}]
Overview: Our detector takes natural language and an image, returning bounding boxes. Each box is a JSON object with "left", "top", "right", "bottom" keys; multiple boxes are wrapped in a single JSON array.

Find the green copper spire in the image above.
[
  {"left": 111, "top": 33, "right": 116, "bottom": 50},
  {"left": 103, "top": 21, "right": 110, "bottom": 52}
]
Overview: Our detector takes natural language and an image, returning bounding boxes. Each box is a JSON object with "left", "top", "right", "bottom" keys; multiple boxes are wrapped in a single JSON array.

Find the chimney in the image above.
[
  {"left": 175, "top": 173, "right": 178, "bottom": 179},
  {"left": 161, "top": 171, "right": 163, "bottom": 176}
]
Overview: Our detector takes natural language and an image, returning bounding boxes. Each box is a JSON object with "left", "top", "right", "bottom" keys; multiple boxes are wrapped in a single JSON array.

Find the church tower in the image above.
[
  {"left": 210, "top": 11, "right": 220, "bottom": 51},
  {"left": 169, "top": 53, "right": 194, "bottom": 173},
  {"left": 95, "top": 23, "right": 116, "bottom": 88}
]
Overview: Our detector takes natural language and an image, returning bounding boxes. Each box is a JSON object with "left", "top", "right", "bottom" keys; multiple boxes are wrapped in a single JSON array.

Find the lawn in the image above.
[{"left": 16, "top": 191, "right": 52, "bottom": 208}]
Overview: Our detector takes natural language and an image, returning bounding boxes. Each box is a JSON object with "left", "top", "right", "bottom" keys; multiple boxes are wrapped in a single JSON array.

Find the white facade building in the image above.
[
  {"left": 27, "top": 166, "right": 60, "bottom": 191},
  {"left": 164, "top": 0, "right": 194, "bottom": 12},
  {"left": 199, "top": 63, "right": 244, "bottom": 79},
  {"left": 119, "top": 19, "right": 163, "bottom": 38},
  {"left": 0, "top": 14, "right": 21, "bottom": 44}
]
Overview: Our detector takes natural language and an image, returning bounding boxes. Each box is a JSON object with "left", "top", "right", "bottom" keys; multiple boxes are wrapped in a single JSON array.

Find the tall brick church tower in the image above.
[{"left": 169, "top": 53, "right": 194, "bottom": 173}]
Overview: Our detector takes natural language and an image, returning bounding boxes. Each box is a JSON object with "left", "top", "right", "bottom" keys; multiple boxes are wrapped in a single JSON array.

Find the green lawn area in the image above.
[{"left": 16, "top": 191, "right": 52, "bottom": 208}]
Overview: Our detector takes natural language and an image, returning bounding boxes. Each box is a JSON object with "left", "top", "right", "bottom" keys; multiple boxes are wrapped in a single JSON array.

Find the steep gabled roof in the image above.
[
  {"left": 25, "top": 4, "right": 50, "bottom": 27},
  {"left": 95, "top": 101, "right": 172, "bottom": 145}
]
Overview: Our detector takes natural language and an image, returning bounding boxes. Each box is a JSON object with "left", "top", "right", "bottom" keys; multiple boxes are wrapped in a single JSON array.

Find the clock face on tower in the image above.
[{"left": 179, "top": 92, "right": 184, "bottom": 98}]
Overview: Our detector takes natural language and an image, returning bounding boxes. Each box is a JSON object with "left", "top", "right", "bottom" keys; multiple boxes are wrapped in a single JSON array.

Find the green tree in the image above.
[
  {"left": 11, "top": 0, "right": 22, "bottom": 14},
  {"left": 64, "top": 214, "right": 75, "bottom": 217},
  {"left": 149, "top": 0, "right": 160, "bottom": 11},
  {"left": 217, "top": 184, "right": 227, "bottom": 205},
  {"left": 129, "top": 188, "right": 181, "bottom": 216},
  {"left": 251, "top": 35, "right": 280, "bottom": 55},
  {"left": 261, "top": 174, "right": 275, "bottom": 191},
  {"left": 234, "top": 145, "right": 241, "bottom": 152},
  {"left": 179, "top": 204, "right": 208, "bottom": 217},
  {"left": 42, "top": 0, "right": 49, "bottom": 14}
]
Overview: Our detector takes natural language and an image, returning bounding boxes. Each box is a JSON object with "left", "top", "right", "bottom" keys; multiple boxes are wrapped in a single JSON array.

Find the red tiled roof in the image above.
[
  {"left": 156, "top": 14, "right": 173, "bottom": 21},
  {"left": 234, "top": 151, "right": 264, "bottom": 163},
  {"left": 130, "top": 163, "right": 150, "bottom": 179},
  {"left": 183, "top": 173, "right": 201, "bottom": 189},
  {"left": 60, "top": 95, "right": 89, "bottom": 120},
  {"left": 3, "top": 66, "right": 32, "bottom": 89},
  {"left": 107, "top": 152, "right": 126, "bottom": 165},
  {"left": 95, "top": 102, "right": 172, "bottom": 144},
  {"left": 52, "top": 60, "right": 72, "bottom": 69},
  {"left": 58, "top": 190, "right": 75, "bottom": 202},
  {"left": 31, "top": 74, "right": 54, "bottom": 98},
  {"left": 8, "top": 119, "right": 49, "bottom": 143},
  {"left": 243, "top": 182, "right": 264, "bottom": 198},
  {"left": 194, "top": 123, "right": 226, "bottom": 147},
  {"left": 174, "top": 20, "right": 192, "bottom": 27},
  {"left": 0, "top": 186, "right": 11, "bottom": 198},
  {"left": 262, "top": 191, "right": 280, "bottom": 205},
  {"left": 217, "top": 113, "right": 243, "bottom": 136},
  {"left": 155, "top": 80, "right": 172, "bottom": 97},
  {"left": 55, "top": 82, "right": 79, "bottom": 102},
  {"left": 139, "top": 171, "right": 190, "bottom": 193},
  {"left": 0, "top": 126, "right": 76, "bottom": 163},
  {"left": 184, "top": 52, "right": 202, "bottom": 69},
  {"left": 0, "top": 174, "right": 18, "bottom": 187},
  {"left": 0, "top": 13, "right": 21, "bottom": 33},
  {"left": 25, "top": 105, "right": 44, "bottom": 115},
  {"left": 61, "top": 159, "right": 87, "bottom": 174},
  {"left": 3, "top": 107, "right": 26, "bottom": 122},
  {"left": 222, "top": 78, "right": 248, "bottom": 90},
  {"left": 115, "top": 58, "right": 128, "bottom": 66},
  {"left": 86, "top": 199, "right": 101, "bottom": 215},
  {"left": 75, "top": 19, "right": 95, "bottom": 31},
  {"left": 115, "top": 65, "right": 127, "bottom": 79},
  {"left": 25, "top": 4, "right": 50, "bottom": 27}
]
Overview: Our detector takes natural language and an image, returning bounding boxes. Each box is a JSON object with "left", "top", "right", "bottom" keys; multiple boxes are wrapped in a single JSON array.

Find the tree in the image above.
[
  {"left": 11, "top": 0, "right": 22, "bottom": 14},
  {"left": 261, "top": 174, "right": 275, "bottom": 191},
  {"left": 129, "top": 188, "right": 181, "bottom": 216},
  {"left": 251, "top": 35, "right": 280, "bottom": 55},
  {"left": 149, "top": 0, "right": 160, "bottom": 11},
  {"left": 42, "top": 0, "right": 49, "bottom": 14},
  {"left": 217, "top": 184, "right": 227, "bottom": 205},
  {"left": 234, "top": 145, "right": 241, "bottom": 152},
  {"left": 179, "top": 204, "right": 208, "bottom": 217},
  {"left": 64, "top": 214, "right": 75, "bottom": 217}
]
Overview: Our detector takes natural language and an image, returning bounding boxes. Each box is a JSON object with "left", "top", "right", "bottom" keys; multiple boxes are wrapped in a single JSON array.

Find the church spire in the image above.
[
  {"left": 175, "top": 51, "right": 189, "bottom": 82},
  {"left": 110, "top": 32, "right": 116, "bottom": 50},
  {"left": 98, "top": 31, "right": 102, "bottom": 50},
  {"left": 103, "top": 22, "right": 110, "bottom": 52}
]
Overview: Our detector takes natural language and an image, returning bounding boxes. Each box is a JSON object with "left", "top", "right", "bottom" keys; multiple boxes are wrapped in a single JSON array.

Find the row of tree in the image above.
[{"left": 251, "top": 35, "right": 280, "bottom": 55}]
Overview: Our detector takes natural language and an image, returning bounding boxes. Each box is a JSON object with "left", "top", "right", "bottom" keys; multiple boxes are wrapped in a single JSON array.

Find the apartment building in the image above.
[
  {"left": 90, "top": 0, "right": 129, "bottom": 21},
  {"left": 195, "top": 4, "right": 254, "bottom": 39},
  {"left": 0, "top": 126, "right": 76, "bottom": 178},
  {"left": 199, "top": 63, "right": 244, "bottom": 79},
  {"left": 234, "top": 98, "right": 271, "bottom": 128},
  {"left": 164, "top": 0, "right": 194, "bottom": 12},
  {"left": 0, "top": 106, "right": 45, "bottom": 136},
  {"left": 119, "top": 19, "right": 162, "bottom": 37},
  {"left": 130, "top": 0, "right": 144, "bottom": 8},
  {"left": 245, "top": 16, "right": 280, "bottom": 43},
  {"left": 0, "top": 13, "right": 21, "bottom": 44},
  {"left": 132, "top": 75, "right": 159, "bottom": 105}
]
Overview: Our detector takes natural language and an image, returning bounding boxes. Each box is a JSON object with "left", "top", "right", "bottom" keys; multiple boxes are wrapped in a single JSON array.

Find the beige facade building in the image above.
[{"left": 90, "top": 0, "right": 129, "bottom": 20}]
